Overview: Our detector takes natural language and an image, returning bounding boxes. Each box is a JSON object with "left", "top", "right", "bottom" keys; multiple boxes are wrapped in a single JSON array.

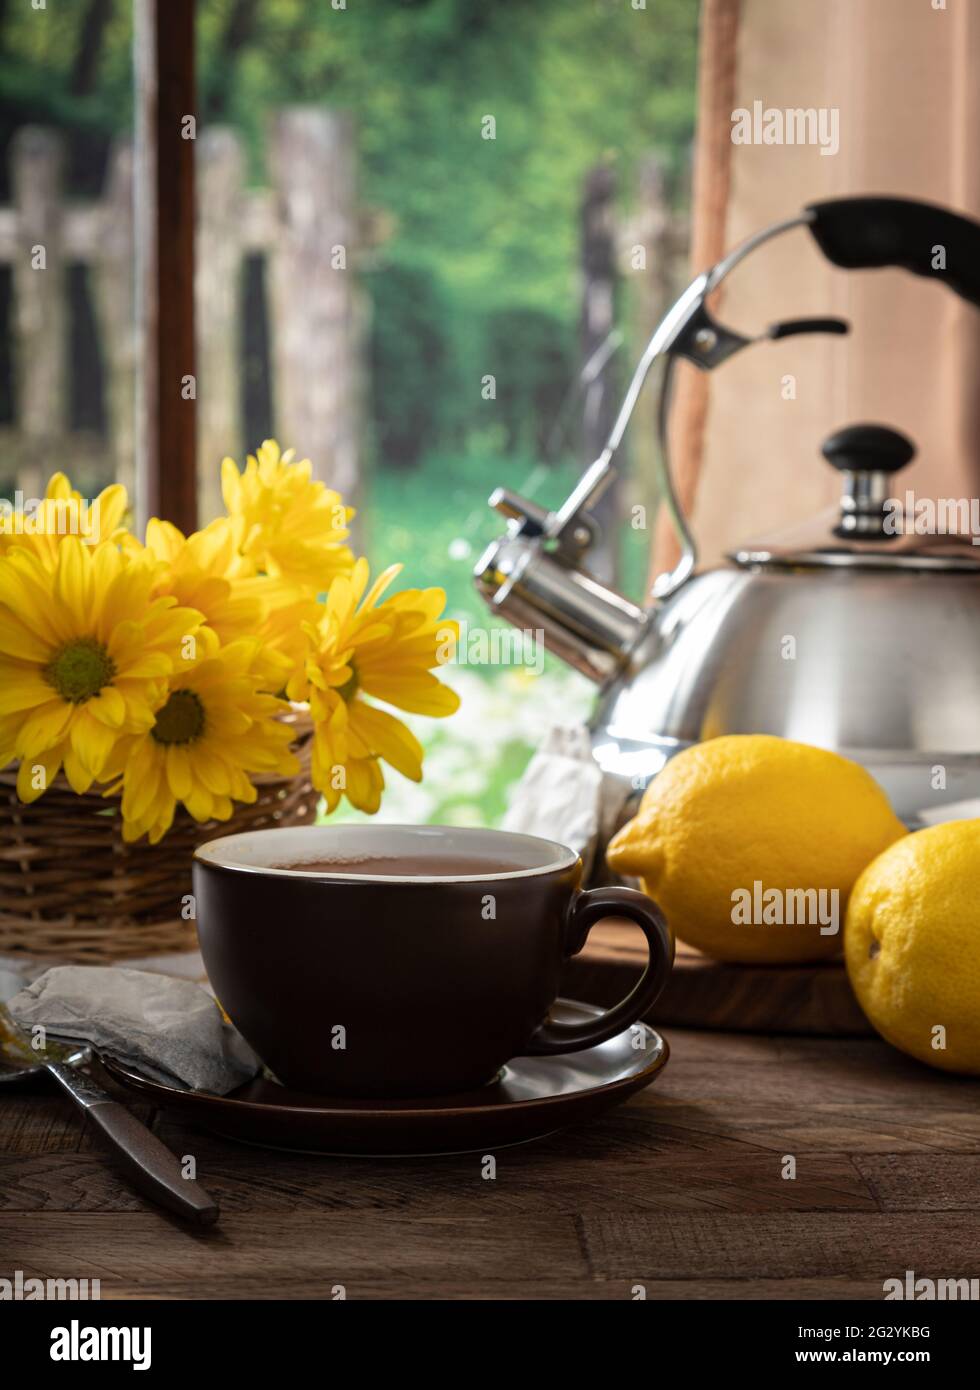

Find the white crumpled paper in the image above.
[
  {"left": 502, "top": 725, "right": 632, "bottom": 879},
  {"left": 8, "top": 965, "right": 260, "bottom": 1094}
]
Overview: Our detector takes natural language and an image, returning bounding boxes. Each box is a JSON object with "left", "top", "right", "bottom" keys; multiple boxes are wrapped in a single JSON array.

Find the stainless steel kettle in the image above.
[{"left": 475, "top": 197, "right": 980, "bottom": 826}]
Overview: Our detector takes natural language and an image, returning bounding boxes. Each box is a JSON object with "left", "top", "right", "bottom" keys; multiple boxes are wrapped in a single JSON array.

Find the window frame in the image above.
[{"left": 133, "top": 0, "right": 197, "bottom": 533}]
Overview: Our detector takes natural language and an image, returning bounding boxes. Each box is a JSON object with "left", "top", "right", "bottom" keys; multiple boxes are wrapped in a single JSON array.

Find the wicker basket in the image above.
[{"left": 0, "top": 710, "right": 318, "bottom": 965}]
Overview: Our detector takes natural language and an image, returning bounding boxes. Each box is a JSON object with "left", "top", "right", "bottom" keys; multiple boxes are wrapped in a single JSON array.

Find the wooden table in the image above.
[{"left": 3, "top": 1027, "right": 979, "bottom": 1301}]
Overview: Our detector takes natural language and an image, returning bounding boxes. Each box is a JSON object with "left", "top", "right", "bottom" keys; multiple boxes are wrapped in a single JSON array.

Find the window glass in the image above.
[
  {"left": 0, "top": 0, "right": 134, "bottom": 504},
  {"left": 193, "top": 0, "right": 696, "bottom": 825}
]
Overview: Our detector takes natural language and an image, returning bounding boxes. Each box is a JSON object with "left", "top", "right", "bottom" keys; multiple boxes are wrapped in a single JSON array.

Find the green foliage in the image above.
[
  {"left": 365, "top": 260, "right": 457, "bottom": 469},
  {"left": 0, "top": 0, "right": 133, "bottom": 197},
  {"left": 0, "top": 0, "right": 697, "bottom": 467},
  {"left": 484, "top": 307, "right": 574, "bottom": 458},
  {"left": 359, "top": 443, "right": 582, "bottom": 619},
  {"left": 198, "top": 0, "right": 698, "bottom": 464}
]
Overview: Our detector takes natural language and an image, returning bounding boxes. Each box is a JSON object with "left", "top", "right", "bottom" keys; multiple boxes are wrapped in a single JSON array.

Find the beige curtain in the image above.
[{"left": 655, "top": 0, "right": 980, "bottom": 576}]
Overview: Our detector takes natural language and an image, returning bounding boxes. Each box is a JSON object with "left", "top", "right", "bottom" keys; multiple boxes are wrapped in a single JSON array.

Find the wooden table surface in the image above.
[{"left": 3, "top": 1026, "right": 979, "bottom": 1301}]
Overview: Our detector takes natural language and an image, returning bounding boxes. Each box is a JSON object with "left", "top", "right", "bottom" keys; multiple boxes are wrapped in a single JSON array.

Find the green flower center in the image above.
[
  {"left": 44, "top": 638, "right": 116, "bottom": 704},
  {"left": 337, "top": 667, "right": 359, "bottom": 702},
  {"left": 151, "top": 690, "right": 205, "bottom": 746}
]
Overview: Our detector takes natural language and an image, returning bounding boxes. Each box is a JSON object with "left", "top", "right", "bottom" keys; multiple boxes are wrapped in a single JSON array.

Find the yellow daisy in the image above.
[
  {"left": 137, "top": 517, "right": 258, "bottom": 638},
  {"left": 103, "top": 635, "right": 300, "bottom": 844},
  {"left": 0, "top": 537, "right": 204, "bottom": 800},
  {"left": 220, "top": 439, "right": 355, "bottom": 592},
  {"left": 287, "top": 557, "right": 459, "bottom": 814},
  {"left": 0, "top": 473, "right": 128, "bottom": 566},
  {"left": 138, "top": 517, "right": 323, "bottom": 692}
]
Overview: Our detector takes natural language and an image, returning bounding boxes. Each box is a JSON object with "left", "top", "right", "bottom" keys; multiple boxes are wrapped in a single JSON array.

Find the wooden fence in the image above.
[
  {"left": 578, "top": 152, "right": 689, "bottom": 581},
  {"left": 0, "top": 109, "right": 686, "bottom": 543},
  {"left": 0, "top": 107, "right": 361, "bottom": 522}
]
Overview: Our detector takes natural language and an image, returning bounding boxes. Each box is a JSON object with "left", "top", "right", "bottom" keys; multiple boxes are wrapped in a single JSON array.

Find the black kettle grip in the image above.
[{"left": 806, "top": 197, "right": 980, "bottom": 310}]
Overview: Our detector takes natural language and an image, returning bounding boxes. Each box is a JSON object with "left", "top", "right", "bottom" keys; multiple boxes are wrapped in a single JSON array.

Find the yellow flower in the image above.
[
  {"left": 220, "top": 439, "right": 355, "bottom": 592},
  {"left": 287, "top": 557, "right": 459, "bottom": 813},
  {"left": 103, "top": 635, "right": 300, "bottom": 844},
  {"left": 0, "top": 473, "right": 128, "bottom": 566},
  {"left": 139, "top": 517, "right": 259, "bottom": 639},
  {"left": 142, "top": 516, "right": 329, "bottom": 692},
  {"left": 0, "top": 537, "right": 204, "bottom": 800},
  {"left": 245, "top": 580, "right": 321, "bottom": 680}
]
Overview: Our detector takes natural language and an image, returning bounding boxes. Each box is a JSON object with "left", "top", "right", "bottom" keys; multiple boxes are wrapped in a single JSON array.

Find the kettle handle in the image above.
[
  {"left": 542, "top": 196, "right": 980, "bottom": 606},
  {"left": 807, "top": 197, "right": 980, "bottom": 310},
  {"left": 643, "top": 198, "right": 980, "bottom": 597}
]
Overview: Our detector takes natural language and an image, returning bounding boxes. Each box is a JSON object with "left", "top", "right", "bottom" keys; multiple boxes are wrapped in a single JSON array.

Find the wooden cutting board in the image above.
[{"left": 563, "top": 919, "right": 874, "bottom": 1037}]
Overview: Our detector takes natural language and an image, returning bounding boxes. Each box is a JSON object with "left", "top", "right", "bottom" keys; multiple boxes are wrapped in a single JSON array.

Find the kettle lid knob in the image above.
[
  {"left": 821, "top": 423, "right": 916, "bottom": 474},
  {"left": 821, "top": 424, "right": 916, "bottom": 541}
]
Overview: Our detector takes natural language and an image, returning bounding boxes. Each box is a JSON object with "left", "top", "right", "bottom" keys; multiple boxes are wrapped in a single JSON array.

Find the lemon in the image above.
[
  {"left": 606, "top": 734, "right": 906, "bottom": 964},
  {"left": 845, "top": 820, "right": 980, "bottom": 1073}
]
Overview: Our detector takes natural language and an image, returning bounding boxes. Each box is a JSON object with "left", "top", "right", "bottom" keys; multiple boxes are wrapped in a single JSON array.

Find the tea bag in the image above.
[
  {"left": 0, "top": 968, "right": 23, "bottom": 1005},
  {"left": 7, "top": 965, "right": 260, "bottom": 1094},
  {"left": 502, "top": 725, "right": 631, "bottom": 880}
]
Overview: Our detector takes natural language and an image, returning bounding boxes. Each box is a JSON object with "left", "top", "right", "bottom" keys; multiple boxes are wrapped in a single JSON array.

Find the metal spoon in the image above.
[{"left": 0, "top": 1004, "right": 219, "bottom": 1227}]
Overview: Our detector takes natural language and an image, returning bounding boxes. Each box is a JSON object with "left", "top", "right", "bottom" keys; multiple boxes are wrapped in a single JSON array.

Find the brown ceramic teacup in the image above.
[{"left": 192, "top": 824, "right": 672, "bottom": 1097}]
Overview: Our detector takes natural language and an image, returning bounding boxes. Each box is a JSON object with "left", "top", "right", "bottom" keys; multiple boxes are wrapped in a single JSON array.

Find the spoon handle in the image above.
[{"left": 47, "top": 1062, "right": 220, "bottom": 1227}]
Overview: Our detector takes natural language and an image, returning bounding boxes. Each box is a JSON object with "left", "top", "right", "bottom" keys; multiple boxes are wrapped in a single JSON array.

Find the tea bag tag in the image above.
[{"left": 502, "top": 726, "right": 605, "bottom": 875}]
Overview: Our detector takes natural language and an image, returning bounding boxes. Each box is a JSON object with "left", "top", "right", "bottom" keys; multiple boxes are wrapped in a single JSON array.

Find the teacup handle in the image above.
[{"left": 526, "top": 886, "right": 673, "bottom": 1056}]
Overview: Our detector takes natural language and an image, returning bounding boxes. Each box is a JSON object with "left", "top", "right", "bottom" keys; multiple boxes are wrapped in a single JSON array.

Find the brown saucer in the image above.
[{"left": 100, "top": 1000, "right": 669, "bottom": 1156}]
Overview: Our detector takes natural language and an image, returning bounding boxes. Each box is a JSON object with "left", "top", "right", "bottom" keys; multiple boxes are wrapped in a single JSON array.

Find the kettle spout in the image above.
[{"left": 474, "top": 492, "right": 648, "bottom": 684}]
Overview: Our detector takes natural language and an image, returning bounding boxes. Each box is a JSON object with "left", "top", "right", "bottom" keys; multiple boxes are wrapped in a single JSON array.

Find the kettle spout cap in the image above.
[{"left": 475, "top": 514, "right": 647, "bottom": 685}]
